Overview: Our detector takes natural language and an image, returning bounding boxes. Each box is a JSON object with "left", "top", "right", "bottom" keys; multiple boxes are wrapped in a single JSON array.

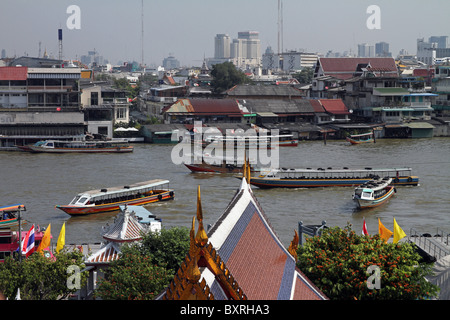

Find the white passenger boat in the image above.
[
  {"left": 56, "top": 179, "right": 174, "bottom": 216},
  {"left": 352, "top": 177, "right": 396, "bottom": 209}
]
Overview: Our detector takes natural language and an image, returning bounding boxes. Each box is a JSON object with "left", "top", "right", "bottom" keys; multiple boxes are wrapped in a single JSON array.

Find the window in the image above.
[
  {"left": 98, "top": 126, "right": 108, "bottom": 135},
  {"left": 116, "top": 107, "right": 126, "bottom": 120},
  {"left": 91, "top": 92, "right": 98, "bottom": 105}
]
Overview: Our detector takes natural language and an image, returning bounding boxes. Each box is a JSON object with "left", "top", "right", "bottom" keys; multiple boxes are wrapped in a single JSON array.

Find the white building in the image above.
[
  {"left": 214, "top": 34, "right": 231, "bottom": 59},
  {"left": 262, "top": 47, "right": 318, "bottom": 72},
  {"left": 211, "top": 31, "right": 261, "bottom": 70},
  {"left": 417, "top": 38, "right": 437, "bottom": 66}
]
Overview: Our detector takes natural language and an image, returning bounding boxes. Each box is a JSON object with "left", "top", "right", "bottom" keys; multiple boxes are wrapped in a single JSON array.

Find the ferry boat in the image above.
[
  {"left": 352, "top": 178, "right": 396, "bottom": 209},
  {"left": 346, "top": 132, "right": 374, "bottom": 145},
  {"left": 0, "top": 204, "right": 25, "bottom": 229},
  {"left": 18, "top": 139, "right": 133, "bottom": 153},
  {"left": 201, "top": 134, "right": 298, "bottom": 149},
  {"left": 247, "top": 167, "right": 419, "bottom": 188},
  {"left": 184, "top": 153, "right": 260, "bottom": 174},
  {"left": 55, "top": 179, "right": 174, "bottom": 216}
]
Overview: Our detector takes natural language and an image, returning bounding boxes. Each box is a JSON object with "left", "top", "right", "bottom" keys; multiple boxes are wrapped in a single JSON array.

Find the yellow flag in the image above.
[
  {"left": 37, "top": 224, "right": 51, "bottom": 253},
  {"left": 393, "top": 218, "right": 406, "bottom": 243},
  {"left": 378, "top": 219, "right": 393, "bottom": 243},
  {"left": 56, "top": 222, "right": 65, "bottom": 253}
]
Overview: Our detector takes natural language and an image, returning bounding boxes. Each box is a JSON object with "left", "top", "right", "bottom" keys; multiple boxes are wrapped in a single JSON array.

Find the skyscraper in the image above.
[
  {"left": 375, "top": 42, "right": 391, "bottom": 57},
  {"left": 214, "top": 34, "right": 231, "bottom": 59},
  {"left": 358, "top": 43, "right": 375, "bottom": 58}
]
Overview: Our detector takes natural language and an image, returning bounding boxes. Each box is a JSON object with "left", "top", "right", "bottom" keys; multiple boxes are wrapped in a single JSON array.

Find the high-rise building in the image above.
[
  {"left": 162, "top": 55, "right": 180, "bottom": 70},
  {"left": 209, "top": 31, "right": 261, "bottom": 69},
  {"left": 429, "top": 36, "right": 449, "bottom": 49},
  {"left": 214, "top": 34, "right": 231, "bottom": 59},
  {"left": 375, "top": 42, "right": 391, "bottom": 57},
  {"left": 358, "top": 43, "right": 375, "bottom": 58}
]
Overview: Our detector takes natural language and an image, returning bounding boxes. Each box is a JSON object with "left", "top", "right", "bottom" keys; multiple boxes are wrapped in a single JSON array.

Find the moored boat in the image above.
[
  {"left": 201, "top": 134, "right": 298, "bottom": 149},
  {"left": 18, "top": 139, "right": 133, "bottom": 153},
  {"left": 55, "top": 179, "right": 174, "bottom": 216},
  {"left": 248, "top": 167, "right": 419, "bottom": 188},
  {"left": 352, "top": 177, "right": 396, "bottom": 209},
  {"left": 0, "top": 225, "right": 51, "bottom": 262},
  {"left": 0, "top": 204, "right": 26, "bottom": 229},
  {"left": 346, "top": 132, "right": 374, "bottom": 145}
]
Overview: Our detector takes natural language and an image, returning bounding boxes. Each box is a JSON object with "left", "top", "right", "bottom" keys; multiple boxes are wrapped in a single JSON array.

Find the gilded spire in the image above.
[
  {"left": 288, "top": 230, "right": 299, "bottom": 260},
  {"left": 195, "top": 186, "right": 208, "bottom": 247}
]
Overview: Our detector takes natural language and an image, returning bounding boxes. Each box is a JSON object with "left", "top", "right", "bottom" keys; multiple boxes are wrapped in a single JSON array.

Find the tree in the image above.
[
  {"left": 292, "top": 67, "right": 313, "bottom": 84},
  {"left": 210, "top": 61, "right": 252, "bottom": 93},
  {"left": 95, "top": 227, "right": 190, "bottom": 300},
  {"left": 0, "top": 250, "right": 87, "bottom": 300},
  {"left": 296, "top": 223, "right": 439, "bottom": 300},
  {"left": 138, "top": 226, "right": 190, "bottom": 272},
  {"left": 95, "top": 245, "right": 173, "bottom": 300}
]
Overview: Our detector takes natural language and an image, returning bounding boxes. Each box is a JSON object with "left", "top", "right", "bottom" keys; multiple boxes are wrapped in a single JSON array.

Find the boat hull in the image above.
[
  {"left": 0, "top": 218, "right": 18, "bottom": 229},
  {"left": 56, "top": 190, "right": 174, "bottom": 216},
  {"left": 346, "top": 137, "right": 374, "bottom": 145},
  {"left": 249, "top": 176, "right": 418, "bottom": 188},
  {"left": 278, "top": 140, "right": 299, "bottom": 147},
  {"left": 27, "top": 146, "right": 133, "bottom": 153},
  {"left": 354, "top": 186, "right": 396, "bottom": 209},
  {"left": 185, "top": 163, "right": 258, "bottom": 174}
]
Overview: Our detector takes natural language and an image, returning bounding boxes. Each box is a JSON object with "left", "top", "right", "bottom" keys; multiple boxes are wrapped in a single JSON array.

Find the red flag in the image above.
[{"left": 362, "top": 219, "right": 369, "bottom": 235}]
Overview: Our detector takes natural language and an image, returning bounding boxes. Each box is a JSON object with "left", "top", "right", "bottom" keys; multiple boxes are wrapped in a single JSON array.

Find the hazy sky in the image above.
[{"left": 1, "top": 0, "right": 449, "bottom": 67}]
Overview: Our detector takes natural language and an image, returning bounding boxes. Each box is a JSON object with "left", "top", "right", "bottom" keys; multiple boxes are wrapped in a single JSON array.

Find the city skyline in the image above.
[{"left": 1, "top": 0, "right": 449, "bottom": 67}]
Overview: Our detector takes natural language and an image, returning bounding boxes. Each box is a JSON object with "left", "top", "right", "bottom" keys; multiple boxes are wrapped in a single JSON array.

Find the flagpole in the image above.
[{"left": 18, "top": 205, "right": 22, "bottom": 263}]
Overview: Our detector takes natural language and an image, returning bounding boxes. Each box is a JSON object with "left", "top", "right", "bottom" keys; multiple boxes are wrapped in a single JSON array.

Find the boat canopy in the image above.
[
  {"left": 69, "top": 179, "right": 170, "bottom": 205},
  {"left": 263, "top": 167, "right": 412, "bottom": 179}
]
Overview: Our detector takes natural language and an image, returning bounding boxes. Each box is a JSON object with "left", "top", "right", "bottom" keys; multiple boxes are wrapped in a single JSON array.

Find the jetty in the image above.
[{"left": 408, "top": 228, "right": 450, "bottom": 262}]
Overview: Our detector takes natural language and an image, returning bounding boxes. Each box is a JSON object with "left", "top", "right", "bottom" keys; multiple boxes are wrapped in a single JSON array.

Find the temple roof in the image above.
[
  {"left": 102, "top": 205, "right": 151, "bottom": 243},
  {"left": 162, "top": 161, "right": 327, "bottom": 300}
]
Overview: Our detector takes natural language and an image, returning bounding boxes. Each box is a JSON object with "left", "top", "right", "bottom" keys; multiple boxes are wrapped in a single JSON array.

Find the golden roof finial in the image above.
[
  {"left": 195, "top": 186, "right": 208, "bottom": 247},
  {"left": 288, "top": 230, "right": 299, "bottom": 260}
]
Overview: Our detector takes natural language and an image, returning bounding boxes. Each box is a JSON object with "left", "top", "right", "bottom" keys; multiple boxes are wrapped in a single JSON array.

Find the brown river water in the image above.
[{"left": 1, "top": 137, "right": 449, "bottom": 247}]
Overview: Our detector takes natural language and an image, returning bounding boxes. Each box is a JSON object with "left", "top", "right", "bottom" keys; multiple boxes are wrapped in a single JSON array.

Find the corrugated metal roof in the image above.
[
  {"left": 0, "top": 66, "right": 28, "bottom": 80},
  {"left": 226, "top": 85, "right": 304, "bottom": 97},
  {"left": 405, "top": 122, "right": 435, "bottom": 129},
  {"left": 318, "top": 57, "right": 398, "bottom": 80},
  {"left": 319, "top": 99, "right": 350, "bottom": 115}
]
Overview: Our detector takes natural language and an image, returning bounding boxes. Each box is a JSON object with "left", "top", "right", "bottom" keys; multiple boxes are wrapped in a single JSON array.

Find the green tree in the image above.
[
  {"left": 0, "top": 250, "right": 86, "bottom": 300},
  {"left": 211, "top": 61, "right": 252, "bottom": 93},
  {"left": 95, "top": 227, "right": 190, "bottom": 300},
  {"left": 138, "top": 226, "right": 190, "bottom": 272},
  {"left": 292, "top": 67, "right": 313, "bottom": 84},
  {"left": 296, "top": 223, "right": 439, "bottom": 300},
  {"left": 95, "top": 245, "right": 173, "bottom": 300}
]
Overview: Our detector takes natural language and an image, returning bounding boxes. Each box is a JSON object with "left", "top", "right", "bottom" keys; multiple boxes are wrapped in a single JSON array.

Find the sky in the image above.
[{"left": 1, "top": 0, "right": 450, "bottom": 68}]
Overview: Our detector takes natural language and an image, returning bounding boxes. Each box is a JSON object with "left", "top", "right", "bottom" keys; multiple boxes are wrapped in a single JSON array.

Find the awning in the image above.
[
  {"left": 381, "top": 108, "right": 414, "bottom": 112},
  {"left": 405, "top": 122, "right": 435, "bottom": 129},
  {"left": 373, "top": 88, "right": 409, "bottom": 96},
  {"left": 257, "top": 112, "right": 278, "bottom": 117}
]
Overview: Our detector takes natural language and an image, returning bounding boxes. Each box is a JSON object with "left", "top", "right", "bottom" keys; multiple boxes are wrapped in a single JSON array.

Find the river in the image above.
[{"left": 1, "top": 137, "right": 449, "bottom": 248}]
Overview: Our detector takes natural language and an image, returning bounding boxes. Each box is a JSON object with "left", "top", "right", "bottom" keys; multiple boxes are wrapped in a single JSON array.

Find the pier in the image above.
[{"left": 408, "top": 228, "right": 450, "bottom": 262}]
